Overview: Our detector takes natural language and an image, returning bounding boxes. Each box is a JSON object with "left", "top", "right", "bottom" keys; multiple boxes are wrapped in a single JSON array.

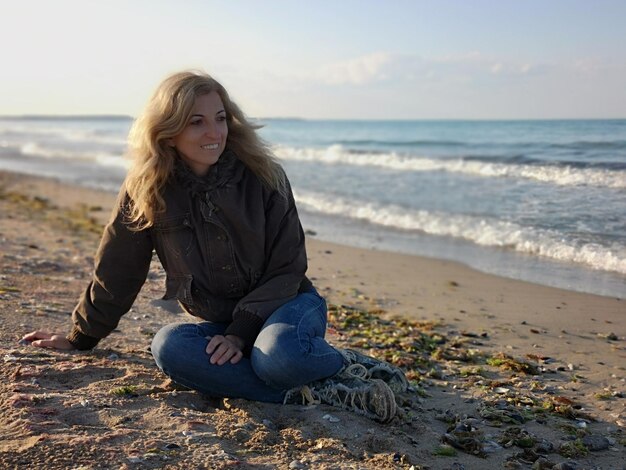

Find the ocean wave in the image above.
[
  {"left": 329, "top": 138, "right": 626, "bottom": 152},
  {"left": 0, "top": 125, "right": 128, "bottom": 147},
  {"left": 96, "top": 154, "right": 131, "bottom": 169},
  {"left": 294, "top": 190, "right": 626, "bottom": 274},
  {"left": 549, "top": 140, "right": 626, "bottom": 150},
  {"left": 275, "top": 145, "right": 626, "bottom": 189},
  {"left": 334, "top": 139, "right": 464, "bottom": 148},
  {"left": 17, "top": 142, "right": 128, "bottom": 168}
]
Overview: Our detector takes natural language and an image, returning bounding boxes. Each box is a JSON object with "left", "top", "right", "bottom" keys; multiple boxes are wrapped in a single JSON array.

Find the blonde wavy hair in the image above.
[{"left": 123, "top": 70, "right": 285, "bottom": 230}]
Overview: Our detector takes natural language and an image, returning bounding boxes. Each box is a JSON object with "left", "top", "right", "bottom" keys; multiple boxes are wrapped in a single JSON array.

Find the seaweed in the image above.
[
  {"left": 486, "top": 352, "right": 540, "bottom": 375},
  {"left": 433, "top": 445, "right": 457, "bottom": 456},
  {"left": 110, "top": 385, "right": 139, "bottom": 397},
  {"left": 559, "top": 439, "right": 589, "bottom": 458}
]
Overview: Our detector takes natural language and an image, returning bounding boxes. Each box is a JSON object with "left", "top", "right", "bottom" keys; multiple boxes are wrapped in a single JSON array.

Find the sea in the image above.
[{"left": 0, "top": 116, "right": 625, "bottom": 299}]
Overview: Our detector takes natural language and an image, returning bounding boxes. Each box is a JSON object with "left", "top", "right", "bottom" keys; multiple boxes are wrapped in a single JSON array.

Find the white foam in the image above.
[
  {"left": 20, "top": 142, "right": 70, "bottom": 159},
  {"left": 294, "top": 190, "right": 626, "bottom": 274},
  {"left": 275, "top": 145, "right": 626, "bottom": 189},
  {"left": 95, "top": 154, "right": 130, "bottom": 169},
  {"left": 0, "top": 121, "right": 128, "bottom": 146},
  {"left": 19, "top": 142, "right": 128, "bottom": 169}
]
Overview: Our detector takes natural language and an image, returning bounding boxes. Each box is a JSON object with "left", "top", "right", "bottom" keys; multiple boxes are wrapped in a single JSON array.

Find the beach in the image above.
[{"left": 0, "top": 170, "right": 624, "bottom": 469}]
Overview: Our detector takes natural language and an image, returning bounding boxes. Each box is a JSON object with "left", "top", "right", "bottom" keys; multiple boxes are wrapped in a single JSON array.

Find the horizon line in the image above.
[{"left": 0, "top": 114, "right": 625, "bottom": 122}]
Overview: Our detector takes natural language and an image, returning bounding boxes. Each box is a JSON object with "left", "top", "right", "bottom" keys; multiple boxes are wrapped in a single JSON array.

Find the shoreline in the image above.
[
  {"left": 299, "top": 210, "right": 626, "bottom": 300},
  {"left": 1, "top": 169, "right": 625, "bottom": 468},
  {"left": 2, "top": 162, "right": 624, "bottom": 300}
]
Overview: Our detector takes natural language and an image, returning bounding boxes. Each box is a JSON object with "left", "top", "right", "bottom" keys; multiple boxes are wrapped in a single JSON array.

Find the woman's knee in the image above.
[
  {"left": 151, "top": 322, "right": 193, "bottom": 369},
  {"left": 250, "top": 332, "right": 296, "bottom": 386}
]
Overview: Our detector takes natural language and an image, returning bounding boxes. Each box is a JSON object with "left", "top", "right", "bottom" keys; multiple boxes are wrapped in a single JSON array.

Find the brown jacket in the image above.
[{"left": 68, "top": 150, "right": 312, "bottom": 350}]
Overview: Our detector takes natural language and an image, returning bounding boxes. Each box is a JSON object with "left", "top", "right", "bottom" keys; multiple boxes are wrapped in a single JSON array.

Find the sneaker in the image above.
[
  {"left": 338, "top": 348, "right": 410, "bottom": 394},
  {"left": 295, "top": 373, "right": 397, "bottom": 423}
]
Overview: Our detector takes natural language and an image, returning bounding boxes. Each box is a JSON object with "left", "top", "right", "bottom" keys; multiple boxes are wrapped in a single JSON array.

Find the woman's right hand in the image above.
[
  {"left": 21, "top": 331, "right": 76, "bottom": 350},
  {"left": 205, "top": 334, "right": 244, "bottom": 365}
]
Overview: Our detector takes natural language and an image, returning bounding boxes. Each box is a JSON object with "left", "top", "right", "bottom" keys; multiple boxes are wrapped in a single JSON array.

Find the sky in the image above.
[{"left": 1, "top": 0, "right": 625, "bottom": 119}]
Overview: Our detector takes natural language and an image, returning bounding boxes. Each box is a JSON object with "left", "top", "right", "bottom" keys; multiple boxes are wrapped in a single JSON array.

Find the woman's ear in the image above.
[{"left": 166, "top": 138, "right": 175, "bottom": 148}]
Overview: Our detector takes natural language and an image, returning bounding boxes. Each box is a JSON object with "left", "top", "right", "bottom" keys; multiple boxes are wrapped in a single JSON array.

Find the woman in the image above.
[{"left": 22, "top": 71, "right": 407, "bottom": 423}]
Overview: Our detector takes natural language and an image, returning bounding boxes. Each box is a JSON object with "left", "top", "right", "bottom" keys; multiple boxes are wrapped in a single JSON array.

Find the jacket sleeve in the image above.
[
  {"left": 224, "top": 180, "right": 308, "bottom": 348},
  {"left": 68, "top": 199, "right": 154, "bottom": 349}
]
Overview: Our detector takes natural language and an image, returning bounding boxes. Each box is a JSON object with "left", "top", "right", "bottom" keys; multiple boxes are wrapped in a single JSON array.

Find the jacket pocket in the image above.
[
  {"left": 163, "top": 273, "right": 194, "bottom": 305},
  {"left": 153, "top": 214, "right": 195, "bottom": 259}
]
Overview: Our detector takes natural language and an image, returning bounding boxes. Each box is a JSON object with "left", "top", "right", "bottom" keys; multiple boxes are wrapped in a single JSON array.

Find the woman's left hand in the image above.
[{"left": 205, "top": 334, "right": 244, "bottom": 365}]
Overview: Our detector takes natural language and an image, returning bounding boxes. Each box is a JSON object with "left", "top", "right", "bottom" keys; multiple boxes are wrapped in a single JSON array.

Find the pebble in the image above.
[
  {"left": 482, "top": 440, "right": 503, "bottom": 454},
  {"left": 164, "top": 443, "right": 181, "bottom": 450},
  {"left": 567, "top": 363, "right": 575, "bottom": 371},
  {"left": 289, "top": 460, "right": 305, "bottom": 469},
  {"left": 531, "top": 457, "right": 555, "bottom": 469},
  {"left": 107, "top": 353, "right": 119, "bottom": 360},
  {"left": 552, "top": 462, "right": 577, "bottom": 470},
  {"left": 503, "top": 462, "right": 522, "bottom": 469},
  {"left": 18, "top": 339, "right": 31, "bottom": 346},
  {"left": 581, "top": 435, "right": 610, "bottom": 451},
  {"left": 535, "top": 439, "right": 554, "bottom": 454},
  {"left": 262, "top": 419, "right": 276, "bottom": 430},
  {"left": 322, "top": 413, "right": 340, "bottom": 423}
]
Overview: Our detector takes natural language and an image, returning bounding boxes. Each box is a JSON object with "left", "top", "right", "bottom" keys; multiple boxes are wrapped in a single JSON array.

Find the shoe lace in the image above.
[
  {"left": 341, "top": 363, "right": 369, "bottom": 379},
  {"left": 314, "top": 380, "right": 377, "bottom": 420},
  {"left": 339, "top": 347, "right": 410, "bottom": 393},
  {"left": 283, "top": 384, "right": 320, "bottom": 406}
]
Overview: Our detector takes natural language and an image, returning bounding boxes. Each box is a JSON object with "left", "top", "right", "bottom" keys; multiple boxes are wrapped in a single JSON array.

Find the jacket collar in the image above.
[{"left": 173, "top": 148, "right": 244, "bottom": 195}]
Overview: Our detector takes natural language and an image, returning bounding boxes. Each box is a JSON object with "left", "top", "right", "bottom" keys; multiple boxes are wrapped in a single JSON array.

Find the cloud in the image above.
[
  {"left": 311, "top": 52, "right": 547, "bottom": 87},
  {"left": 490, "top": 63, "right": 503, "bottom": 74},
  {"left": 430, "top": 52, "right": 543, "bottom": 77},
  {"left": 572, "top": 58, "right": 626, "bottom": 75},
  {"left": 316, "top": 53, "right": 392, "bottom": 85}
]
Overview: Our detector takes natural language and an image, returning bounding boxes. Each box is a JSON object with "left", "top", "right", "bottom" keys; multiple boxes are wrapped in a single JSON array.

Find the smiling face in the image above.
[{"left": 171, "top": 91, "right": 228, "bottom": 176}]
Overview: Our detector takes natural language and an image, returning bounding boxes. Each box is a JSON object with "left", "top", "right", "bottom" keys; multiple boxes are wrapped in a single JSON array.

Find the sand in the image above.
[{"left": 0, "top": 170, "right": 624, "bottom": 469}]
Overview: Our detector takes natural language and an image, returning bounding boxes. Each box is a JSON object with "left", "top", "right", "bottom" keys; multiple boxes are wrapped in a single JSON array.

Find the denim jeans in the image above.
[{"left": 151, "top": 289, "right": 344, "bottom": 403}]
